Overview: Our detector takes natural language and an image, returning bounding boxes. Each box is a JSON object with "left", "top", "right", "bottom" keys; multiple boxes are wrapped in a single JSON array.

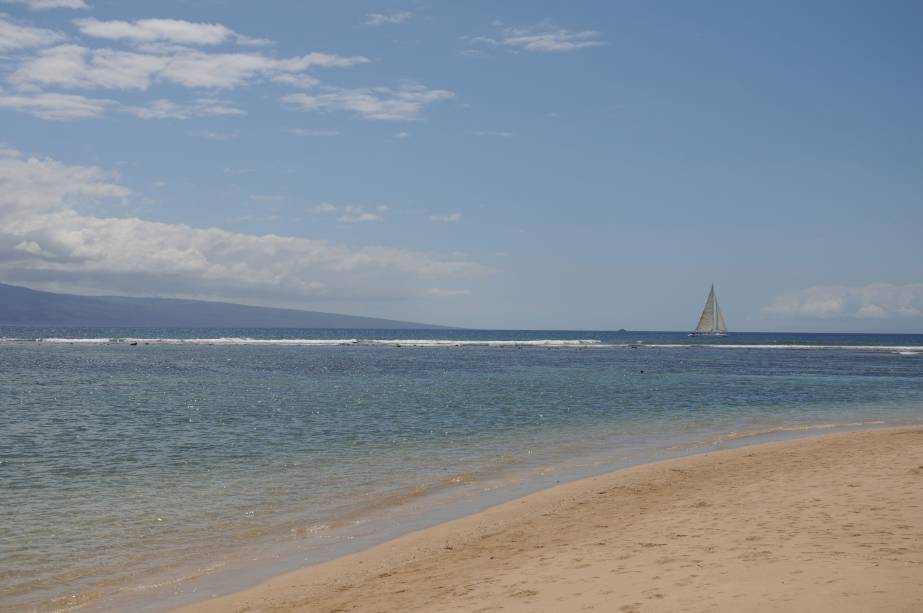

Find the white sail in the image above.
[
  {"left": 715, "top": 297, "right": 728, "bottom": 333},
  {"left": 694, "top": 286, "right": 716, "bottom": 333},
  {"left": 691, "top": 285, "right": 728, "bottom": 335}
]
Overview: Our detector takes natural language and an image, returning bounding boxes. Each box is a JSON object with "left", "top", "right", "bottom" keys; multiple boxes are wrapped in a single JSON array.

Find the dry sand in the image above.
[{"left": 176, "top": 427, "right": 923, "bottom": 613}]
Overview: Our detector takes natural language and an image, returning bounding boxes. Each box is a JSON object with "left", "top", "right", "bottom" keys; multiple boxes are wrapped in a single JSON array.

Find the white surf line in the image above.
[
  {"left": 4, "top": 338, "right": 921, "bottom": 352},
  {"left": 10, "top": 338, "right": 604, "bottom": 347},
  {"left": 635, "top": 343, "right": 923, "bottom": 352}
]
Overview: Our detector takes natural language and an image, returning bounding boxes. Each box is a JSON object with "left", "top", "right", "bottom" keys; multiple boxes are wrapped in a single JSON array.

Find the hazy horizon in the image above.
[
  {"left": 2, "top": 1, "right": 921, "bottom": 332},
  {"left": 3, "top": 281, "right": 923, "bottom": 334}
]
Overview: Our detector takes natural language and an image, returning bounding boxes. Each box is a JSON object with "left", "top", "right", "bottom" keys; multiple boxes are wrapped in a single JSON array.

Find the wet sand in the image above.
[{"left": 176, "top": 427, "right": 923, "bottom": 612}]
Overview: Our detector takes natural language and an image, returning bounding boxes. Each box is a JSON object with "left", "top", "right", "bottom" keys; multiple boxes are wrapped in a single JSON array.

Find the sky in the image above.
[{"left": 1, "top": 0, "right": 922, "bottom": 331}]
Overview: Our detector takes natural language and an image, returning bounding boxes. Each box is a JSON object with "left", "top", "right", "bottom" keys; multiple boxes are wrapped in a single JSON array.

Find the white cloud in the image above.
[
  {"left": 428, "top": 287, "right": 471, "bottom": 297},
  {"left": 10, "top": 44, "right": 369, "bottom": 91},
  {"left": 11, "top": 44, "right": 170, "bottom": 90},
  {"left": 2, "top": 0, "right": 88, "bottom": 10},
  {"left": 430, "top": 212, "right": 461, "bottom": 223},
  {"left": 856, "top": 304, "right": 887, "bottom": 319},
  {"left": 307, "top": 202, "right": 338, "bottom": 214},
  {"left": 124, "top": 98, "right": 244, "bottom": 119},
  {"left": 0, "top": 14, "right": 64, "bottom": 50},
  {"left": 0, "top": 151, "right": 129, "bottom": 217},
  {"left": 339, "top": 212, "right": 381, "bottom": 223},
  {"left": 475, "top": 24, "right": 604, "bottom": 52},
  {"left": 0, "top": 88, "right": 240, "bottom": 121},
  {"left": 194, "top": 130, "right": 237, "bottom": 141},
  {"left": 763, "top": 284, "right": 923, "bottom": 320},
  {"left": 0, "top": 91, "right": 113, "bottom": 119},
  {"left": 338, "top": 205, "right": 382, "bottom": 223},
  {"left": 457, "top": 49, "right": 490, "bottom": 60},
  {"left": 291, "top": 128, "right": 339, "bottom": 136},
  {"left": 0, "top": 148, "right": 483, "bottom": 304},
  {"left": 158, "top": 51, "right": 281, "bottom": 89},
  {"left": 394, "top": 131, "right": 410, "bottom": 139},
  {"left": 364, "top": 11, "right": 412, "bottom": 26},
  {"left": 283, "top": 83, "right": 454, "bottom": 121},
  {"left": 229, "top": 213, "right": 280, "bottom": 223},
  {"left": 307, "top": 202, "right": 384, "bottom": 223},
  {"left": 473, "top": 130, "right": 512, "bottom": 137},
  {"left": 0, "top": 144, "right": 23, "bottom": 158},
  {"left": 1, "top": 18, "right": 374, "bottom": 122},
  {"left": 74, "top": 18, "right": 239, "bottom": 46},
  {"left": 271, "top": 73, "right": 319, "bottom": 89},
  {"left": 249, "top": 193, "right": 280, "bottom": 202}
]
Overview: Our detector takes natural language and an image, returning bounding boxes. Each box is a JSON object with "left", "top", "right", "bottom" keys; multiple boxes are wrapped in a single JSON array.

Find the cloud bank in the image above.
[
  {"left": 0, "top": 147, "right": 484, "bottom": 304},
  {"left": 0, "top": 14, "right": 456, "bottom": 122},
  {"left": 763, "top": 284, "right": 923, "bottom": 320},
  {"left": 9, "top": 43, "right": 368, "bottom": 91},
  {"left": 1, "top": 14, "right": 463, "bottom": 124}
]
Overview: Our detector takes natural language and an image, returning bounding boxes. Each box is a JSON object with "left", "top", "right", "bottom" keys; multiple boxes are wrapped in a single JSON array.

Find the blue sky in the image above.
[{"left": 1, "top": 0, "right": 921, "bottom": 331}]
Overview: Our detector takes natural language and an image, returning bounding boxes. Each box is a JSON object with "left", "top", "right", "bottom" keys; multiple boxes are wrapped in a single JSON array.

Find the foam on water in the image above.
[
  {"left": 4, "top": 337, "right": 923, "bottom": 352},
  {"left": 695, "top": 419, "right": 890, "bottom": 447},
  {"left": 4, "top": 337, "right": 603, "bottom": 347},
  {"left": 639, "top": 343, "right": 923, "bottom": 352},
  {"left": 22, "top": 337, "right": 362, "bottom": 345}
]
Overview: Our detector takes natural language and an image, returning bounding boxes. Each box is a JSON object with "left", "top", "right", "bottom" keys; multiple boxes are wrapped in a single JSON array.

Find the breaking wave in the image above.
[
  {"left": 2, "top": 338, "right": 921, "bottom": 352},
  {"left": 7, "top": 337, "right": 603, "bottom": 347}
]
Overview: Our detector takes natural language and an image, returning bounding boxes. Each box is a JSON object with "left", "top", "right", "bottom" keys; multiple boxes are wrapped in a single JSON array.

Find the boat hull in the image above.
[{"left": 688, "top": 332, "right": 728, "bottom": 337}]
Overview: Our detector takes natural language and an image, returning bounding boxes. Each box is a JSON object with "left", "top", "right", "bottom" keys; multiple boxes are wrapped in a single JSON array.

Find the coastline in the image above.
[{"left": 173, "top": 426, "right": 923, "bottom": 613}]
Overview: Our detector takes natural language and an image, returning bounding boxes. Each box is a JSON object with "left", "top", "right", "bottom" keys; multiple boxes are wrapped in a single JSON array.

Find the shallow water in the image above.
[{"left": 1, "top": 328, "right": 922, "bottom": 611}]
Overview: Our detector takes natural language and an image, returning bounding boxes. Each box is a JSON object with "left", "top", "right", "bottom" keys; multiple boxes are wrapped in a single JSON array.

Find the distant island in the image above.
[{"left": 0, "top": 283, "right": 447, "bottom": 329}]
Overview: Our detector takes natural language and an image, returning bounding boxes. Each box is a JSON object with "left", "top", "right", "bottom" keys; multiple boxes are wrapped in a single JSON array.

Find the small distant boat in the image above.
[{"left": 690, "top": 285, "right": 728, "bottom": 337}]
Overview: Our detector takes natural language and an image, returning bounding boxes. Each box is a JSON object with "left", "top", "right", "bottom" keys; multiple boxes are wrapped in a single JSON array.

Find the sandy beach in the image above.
[{"left": 174, "top": 427, "right": 923, "bottom": 613}]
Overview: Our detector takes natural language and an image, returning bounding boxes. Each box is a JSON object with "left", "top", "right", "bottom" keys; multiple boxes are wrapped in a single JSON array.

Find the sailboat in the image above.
[{"left": 689, "top": 285, "right": 728, "bottom": 337}]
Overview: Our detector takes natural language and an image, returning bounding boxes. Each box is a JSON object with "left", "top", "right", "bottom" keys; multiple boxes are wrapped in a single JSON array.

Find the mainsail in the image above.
[
  {"left": 694, "top": 286, "right": 716, "bottom": 333},
  {"left": 692, "top": 285, "right": 728, "bottom": 335},
  {"left": 714, "top": 296, "right": 727, "bottom": 333}
]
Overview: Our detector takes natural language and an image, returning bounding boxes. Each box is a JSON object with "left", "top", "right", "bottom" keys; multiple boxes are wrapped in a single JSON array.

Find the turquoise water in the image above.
[{"left": 1, "top": 329, "right": 922, "bottom": 611}]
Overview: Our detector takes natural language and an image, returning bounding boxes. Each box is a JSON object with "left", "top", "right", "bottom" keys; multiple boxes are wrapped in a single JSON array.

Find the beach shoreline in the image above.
[{"left": 173, "top": 426, "right": 923, "bottom": 613}]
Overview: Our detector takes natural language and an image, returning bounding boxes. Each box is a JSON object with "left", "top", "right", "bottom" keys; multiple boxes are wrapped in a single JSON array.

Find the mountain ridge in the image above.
[{"left": 0, "top": 283, "right": 449, "bottom": 329}]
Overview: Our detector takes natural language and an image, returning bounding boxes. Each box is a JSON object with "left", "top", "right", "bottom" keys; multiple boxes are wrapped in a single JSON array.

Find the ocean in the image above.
[{"left": 2, "top": 328, "right": 922, "bottom": 612}]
